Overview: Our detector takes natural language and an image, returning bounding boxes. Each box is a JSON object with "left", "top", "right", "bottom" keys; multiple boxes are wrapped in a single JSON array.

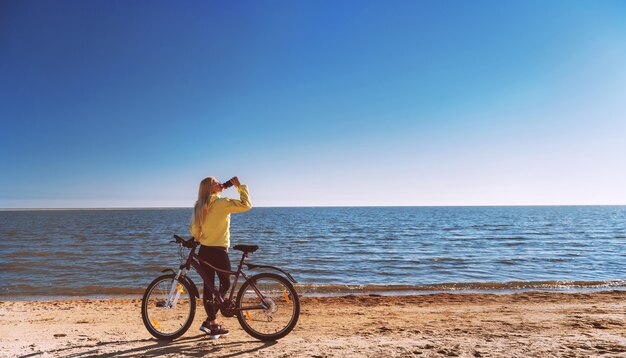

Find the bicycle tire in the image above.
[
  {"left": 235, "top": 272, "right": 300, "bottom": 341},
  {"left": 141, "top": 274, "right": 196, "bottom": 340}
]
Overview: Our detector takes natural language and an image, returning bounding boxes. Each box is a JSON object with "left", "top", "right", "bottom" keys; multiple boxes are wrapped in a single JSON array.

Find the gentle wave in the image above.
[
  {"left": 2, "top": 280, "right": 625, "bottom": 297},
  {"left": 484, "top": 236, "right": 529, "bottom": 241},
  {"left": 294, "top": 280, "right": 626, "bottom": 293}
]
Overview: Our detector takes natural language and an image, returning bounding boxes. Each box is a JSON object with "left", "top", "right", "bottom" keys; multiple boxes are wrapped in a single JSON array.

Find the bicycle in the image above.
[{"left": 141, "top": 235, "right": 300, "bottom": 341}]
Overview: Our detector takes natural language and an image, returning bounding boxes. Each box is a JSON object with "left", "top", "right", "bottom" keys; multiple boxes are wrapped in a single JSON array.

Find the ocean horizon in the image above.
[{"left": 3, "top": 204, "right": 626, "bottom": 210}]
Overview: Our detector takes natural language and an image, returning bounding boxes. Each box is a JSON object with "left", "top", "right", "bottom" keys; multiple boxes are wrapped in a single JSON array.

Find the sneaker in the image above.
[{"left": 200, "top": 321, "right": 229, "bottom": 339}]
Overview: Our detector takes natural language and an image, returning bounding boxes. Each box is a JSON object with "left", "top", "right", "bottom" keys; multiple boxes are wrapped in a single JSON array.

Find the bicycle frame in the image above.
[{"left": 167, "top": 246, "right": 268, "bottom": 313}]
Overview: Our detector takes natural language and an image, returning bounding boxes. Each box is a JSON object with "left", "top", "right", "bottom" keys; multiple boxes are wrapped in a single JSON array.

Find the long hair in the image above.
[{"left": 193, "top": 176, "right": 218, "bottom": 225}]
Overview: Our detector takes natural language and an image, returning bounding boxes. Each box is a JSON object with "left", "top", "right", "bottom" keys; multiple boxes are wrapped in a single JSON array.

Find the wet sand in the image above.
[{"left": 1, "top": 290, "right": 625, "bottom": 357}]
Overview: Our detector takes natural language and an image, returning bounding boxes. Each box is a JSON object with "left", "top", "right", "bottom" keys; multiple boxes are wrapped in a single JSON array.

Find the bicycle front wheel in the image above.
[
  {"left": 141, "top": 274, "right": 196, "bottom": 340},
  {"left": 235, "top": 272, "right": 300, "bottom": 341}
]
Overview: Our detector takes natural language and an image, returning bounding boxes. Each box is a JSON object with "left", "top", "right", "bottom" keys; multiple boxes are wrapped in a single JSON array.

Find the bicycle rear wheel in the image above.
[
  {"left": 141, "top": 274, "right": 196, "bottom": 340},
  {"left": 235, "top": 272, "right": 300, "bottom": 341}
]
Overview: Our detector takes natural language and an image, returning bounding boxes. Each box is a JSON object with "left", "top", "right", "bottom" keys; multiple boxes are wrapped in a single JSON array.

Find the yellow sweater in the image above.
[{"left": 189, "top": 185, "right": 252, "bottom": 248}]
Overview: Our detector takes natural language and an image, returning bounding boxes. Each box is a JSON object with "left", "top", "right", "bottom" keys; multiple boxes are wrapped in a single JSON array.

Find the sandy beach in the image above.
[{"left": 1, "top": 290, "right": 625, "bottom": 357}]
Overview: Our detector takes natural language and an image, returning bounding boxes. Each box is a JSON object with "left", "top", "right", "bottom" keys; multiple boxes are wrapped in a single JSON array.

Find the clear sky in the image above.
[{"left": 1, "top": 1, "right": 626, "bottom": 208}]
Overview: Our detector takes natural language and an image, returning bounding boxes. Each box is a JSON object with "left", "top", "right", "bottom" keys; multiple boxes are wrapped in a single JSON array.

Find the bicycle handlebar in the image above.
[{"left": 173, "top": 235, "right": 197, "bottom": 249}]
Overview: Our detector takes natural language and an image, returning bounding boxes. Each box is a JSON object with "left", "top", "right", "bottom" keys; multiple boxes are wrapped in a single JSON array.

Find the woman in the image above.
[{"left": 189, "top": 176, "right": 252, "bottom": 339}]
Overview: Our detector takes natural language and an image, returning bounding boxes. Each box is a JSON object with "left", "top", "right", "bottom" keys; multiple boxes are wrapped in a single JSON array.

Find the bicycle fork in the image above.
[{"left": 165, "top": 268, "right": 185, "bottom": 308}]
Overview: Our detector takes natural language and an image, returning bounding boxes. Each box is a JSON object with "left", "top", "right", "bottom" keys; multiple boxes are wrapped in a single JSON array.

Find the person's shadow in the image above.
[{"left": 20, "top": 335, "right": 277, "bottom": 358}]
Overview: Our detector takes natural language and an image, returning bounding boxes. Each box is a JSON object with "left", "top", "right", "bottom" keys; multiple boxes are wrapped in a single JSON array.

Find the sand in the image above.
[{"left": 1, "top": 290, "right": 625, "bottom": 357}]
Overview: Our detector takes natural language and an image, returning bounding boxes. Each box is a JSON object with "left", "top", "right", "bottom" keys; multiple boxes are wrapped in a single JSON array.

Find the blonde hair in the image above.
[{"left": 193, "top": 176, "right": 219, "bottom": 225}]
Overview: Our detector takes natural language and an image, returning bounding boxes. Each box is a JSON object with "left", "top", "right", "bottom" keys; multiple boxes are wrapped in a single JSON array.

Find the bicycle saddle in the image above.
[{"left": 233, "top": 244, "right": 259, "bottom": 253}]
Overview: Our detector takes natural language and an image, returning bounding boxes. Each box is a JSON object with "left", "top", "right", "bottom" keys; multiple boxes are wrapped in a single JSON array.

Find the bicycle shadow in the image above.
[{"left": 23, "top": 335, "right": 277, "bottom": 358}]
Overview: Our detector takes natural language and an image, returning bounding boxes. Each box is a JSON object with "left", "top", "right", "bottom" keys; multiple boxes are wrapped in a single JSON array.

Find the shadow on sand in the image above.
[{"left": 20, "top": 334, "right": 277, "bottom": 358}]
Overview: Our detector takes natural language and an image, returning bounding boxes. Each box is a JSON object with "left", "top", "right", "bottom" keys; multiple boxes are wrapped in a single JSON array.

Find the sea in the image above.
[{"left": 0, "top": 206, "right": 625, "bottom": 299}]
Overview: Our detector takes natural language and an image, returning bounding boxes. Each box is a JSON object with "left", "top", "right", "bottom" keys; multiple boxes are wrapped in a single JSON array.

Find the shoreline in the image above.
[
  {"left": 2, "top": 285, "right": 626, "bottom": 302},
  {"left": 2, "top": 290, "right": 625, "bottom": 357}
]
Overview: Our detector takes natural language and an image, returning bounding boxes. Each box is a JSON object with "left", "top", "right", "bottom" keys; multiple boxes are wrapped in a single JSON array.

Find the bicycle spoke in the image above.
[
  {"left": 238, "top": 275, "right": 298, "bottom": 337},
  {"left": 144, "top": 278, "right": 193, "bottom": 337}
]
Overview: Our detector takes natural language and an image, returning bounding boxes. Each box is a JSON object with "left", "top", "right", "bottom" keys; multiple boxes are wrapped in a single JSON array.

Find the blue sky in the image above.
[{"left": 1, "top": 1, "right": 626, "bottom": 208}]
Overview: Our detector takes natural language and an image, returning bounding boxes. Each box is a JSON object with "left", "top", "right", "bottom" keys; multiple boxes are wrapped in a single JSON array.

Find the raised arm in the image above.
[{"left": 223, "top": 184, "right": 252, "bottom": 214}]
